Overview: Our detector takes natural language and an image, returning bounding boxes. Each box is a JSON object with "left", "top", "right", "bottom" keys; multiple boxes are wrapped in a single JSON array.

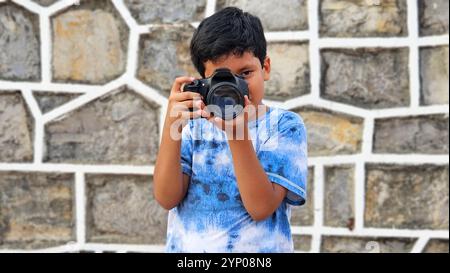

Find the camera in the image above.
[{"left": 182, "top": 68, "right": 249, "bottom": 120}]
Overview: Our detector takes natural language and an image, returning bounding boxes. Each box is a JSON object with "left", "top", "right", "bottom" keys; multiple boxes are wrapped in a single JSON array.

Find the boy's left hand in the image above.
[{"left": 207, "top": 95, "right": 256, "bottom": 140}]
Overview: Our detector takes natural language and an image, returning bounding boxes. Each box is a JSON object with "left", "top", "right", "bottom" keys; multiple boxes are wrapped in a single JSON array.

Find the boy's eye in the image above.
[{"left": 240, "top": 70, "right": 252, "bottom": 78}]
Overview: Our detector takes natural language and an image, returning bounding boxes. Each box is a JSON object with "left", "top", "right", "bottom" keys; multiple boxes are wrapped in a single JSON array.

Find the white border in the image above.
[{"left": 0, "top": 0, "right": 448, "bottom": 253}]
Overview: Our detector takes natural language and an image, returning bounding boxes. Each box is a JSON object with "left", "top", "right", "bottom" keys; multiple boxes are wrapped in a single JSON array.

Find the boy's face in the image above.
[{"left": 204, "top": 52, "right": 271, "bottom": 106}]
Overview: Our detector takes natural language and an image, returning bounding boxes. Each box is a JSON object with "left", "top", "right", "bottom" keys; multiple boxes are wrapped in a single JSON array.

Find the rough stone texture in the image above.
[
  {"left": 293, "top": 235, "right": 312, "bottom": 252},
  {"left": 266, "top": 42, "right": 310, "bottom": 101},
  {"left": 422, "top": 239, "right": 449, "bottom": 253},
  {"left": 33, "top": 92, "right": 81, "bottom": 114},
  {"left": 86, "top": 174, "right": 167, "bottom": 244},
  {"left": 217, "top": 0, "right": 308, "bottom": 31},
  {"left": 51, "top": 0, "right": 128, "bottom": 84},
  {"left": 32, "top": 0, "right": 60, "bottom": 6},
  {"left": 45, "top": 87, "right": 160, "bottom": 165},
  {"left": 294, "top": 107, "right": 364, "bottom": 156},
  {"left": 0, "top": 171, "right": 75, "bottom": 249},
  {"left": 373, "top": 114, "right": 449, "bottom": 154},
  {"left": 0, "top": 0, "right": 448, "bottom": 253},
  {"left": 321, "top": 236, "right": 416, "bottom": 253},
  {"left": 137, "top": 24, "right": 198, "bottom": 96},
  {"left": 124, "top": 0, "right": 206, "bottom": 24},
  {"left": 0, "top": 3, "right": 40, "bottom": 81},
  {"left": 420, "top": 46, "right": 449, "bottom": 106},
  {"left": 291, "top": 167, "right": 314, "bottom": 226},
  {"left": 0, "top": 91, "right": 34, "bottom": 163},
  {"left": 321, "top": 48, "right": 410, "bottom": 109},
  {"left": 320, "top": 0, "right": 407, "bottom": 37},
  {"left": 324, "top": 165, "right": 355, "bottom": 228},
  {"left": 365, "top": 164, "right": 449, "bottom": 230},
  {"left": 419, "top": 0, "right": 449, "bottom": 36}
]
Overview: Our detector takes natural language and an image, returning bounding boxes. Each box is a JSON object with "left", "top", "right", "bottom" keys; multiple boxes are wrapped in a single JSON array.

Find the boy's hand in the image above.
[
  {"left": 166, "top": 76, "right": 210, "bottom": 126},
  {"left": 207, "top": 95, "right": 255, "bottom": 140}
]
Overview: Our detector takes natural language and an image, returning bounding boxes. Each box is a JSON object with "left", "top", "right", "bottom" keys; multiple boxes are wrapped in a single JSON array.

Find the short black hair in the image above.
[{"left": 190, "top": 7, "right": 267, "bottom": 78}]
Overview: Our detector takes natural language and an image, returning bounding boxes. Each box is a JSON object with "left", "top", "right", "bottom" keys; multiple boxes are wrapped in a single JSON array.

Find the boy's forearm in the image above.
[
  {"left": 228, "top": 133, "right": 285, "bottom": 221},
  {"left": 153, "top": 120, "right": 186, "bottom": 209}
]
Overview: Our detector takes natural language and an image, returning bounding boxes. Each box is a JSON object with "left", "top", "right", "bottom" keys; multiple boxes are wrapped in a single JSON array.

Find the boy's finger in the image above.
[
  {"left": 244, "top": 95, "right": 252, "bottom": 107},
  {"left": 191, "top": 110, "right": 203, "bottom": 119},
  {"left": 177, "top": 99, "right": 205, "bottom": 110},
  {"left": 170, "top": 91, "right": 203, "bottom": 102},
  {"left": 193, "top": 109, "right": 215, "bottom": 119},
  {"left": 172, "top": 99, "right": 201, "bottom": 110},
  {"left": 200, "top": 109, "right": 211, "bottom": 118},
  {"left": 196, "top": 109, "right": 211, "bottom": 119},
  {"left": 176, "top": 110, "right": 204, "bottom": 120},
  {"left": 171, "top": 76, "right": 196, "bottom": 93},
  {"left": 177, "top": 100, "right": 195, "bottom": 109},
  {"left": 195, "top": 100, "right": 206, "bottom": 110}
]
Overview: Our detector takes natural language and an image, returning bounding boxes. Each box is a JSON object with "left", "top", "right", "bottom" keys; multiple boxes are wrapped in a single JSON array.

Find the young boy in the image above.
[{"left": 153, "top": 7, "right": 308, "bottom": 253}]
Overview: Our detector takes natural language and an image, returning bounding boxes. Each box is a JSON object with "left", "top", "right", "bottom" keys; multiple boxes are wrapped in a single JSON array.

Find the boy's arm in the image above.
[
  {"left": 228, "top": 134, "right": 288, "bottom": 221},
  {"left": 208, "top": 97, "right": 288, "bottom": 221},
  {"left": 153, "top": 76, "right": 208, "bottom": 210},
  {"left": 153, "top": 122, "right": 190, "bottom": 210}
]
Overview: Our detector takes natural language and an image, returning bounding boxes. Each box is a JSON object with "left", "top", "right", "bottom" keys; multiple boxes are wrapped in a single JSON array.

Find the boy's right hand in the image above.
[{"left": 166, "top": 76, "right": 210, "bottom": 126}]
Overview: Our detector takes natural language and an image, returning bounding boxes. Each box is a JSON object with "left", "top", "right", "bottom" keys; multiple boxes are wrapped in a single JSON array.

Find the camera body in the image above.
[{"left": 183, "top": 68, "right": 249, "bottom": 120}]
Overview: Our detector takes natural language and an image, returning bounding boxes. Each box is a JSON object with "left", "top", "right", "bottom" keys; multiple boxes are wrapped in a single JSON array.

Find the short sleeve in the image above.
[
  {"left": 258, "top": 111, "right": 308, "bottom": 206},
  {"left": 180, "top": 121, "right": 193, "bottom": 177}
]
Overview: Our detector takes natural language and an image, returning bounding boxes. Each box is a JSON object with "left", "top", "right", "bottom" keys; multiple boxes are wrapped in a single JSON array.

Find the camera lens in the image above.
[
  {"left": 213, "top": 86, "right": 240, "bottom": 107},
  {"left": 208, "top": 84, "right": 244, "bottom": 120}
]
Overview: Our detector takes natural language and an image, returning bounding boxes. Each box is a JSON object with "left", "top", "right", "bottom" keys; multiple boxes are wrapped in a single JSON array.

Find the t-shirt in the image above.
[{"left": 166, "top": 106, "right": 308, "bottom": 253}]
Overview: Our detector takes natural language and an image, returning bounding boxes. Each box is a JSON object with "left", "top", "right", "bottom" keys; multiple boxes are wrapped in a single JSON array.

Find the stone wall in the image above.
[{"left": 0, "top": 0, "right": 448, "bottom": 253}]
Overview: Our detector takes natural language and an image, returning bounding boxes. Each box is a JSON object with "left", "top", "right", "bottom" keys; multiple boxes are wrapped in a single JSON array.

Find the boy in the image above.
[{"left": 153, "top": 7, "right": 308, "bottom": 253}]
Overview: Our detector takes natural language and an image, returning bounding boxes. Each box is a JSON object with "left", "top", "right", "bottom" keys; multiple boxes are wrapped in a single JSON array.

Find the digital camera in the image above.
[{"left": 183, "top": 68, "right": 249, "bottom": 120}]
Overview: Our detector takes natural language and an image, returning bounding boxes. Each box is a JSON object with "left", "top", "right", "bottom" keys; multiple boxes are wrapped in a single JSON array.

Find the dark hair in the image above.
[{"left": 190, "top": 7, "right": 267, "bottom": 78}]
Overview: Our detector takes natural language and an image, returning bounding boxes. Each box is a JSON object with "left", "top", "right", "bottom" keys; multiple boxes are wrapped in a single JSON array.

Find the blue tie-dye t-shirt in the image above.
[{"left": 166, "top": 106, "right": 308, "bottom": 253}]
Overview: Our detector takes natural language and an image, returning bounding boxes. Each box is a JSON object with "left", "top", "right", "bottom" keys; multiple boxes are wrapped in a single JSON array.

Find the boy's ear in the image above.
[{"left": 263, "top": 56, "right": 271, "bottom": 81}]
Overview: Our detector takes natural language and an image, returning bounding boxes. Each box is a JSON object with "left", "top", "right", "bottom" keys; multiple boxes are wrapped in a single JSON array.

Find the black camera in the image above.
[{"left": 183, "top": 68, "right": 249, "bottom": 120}]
